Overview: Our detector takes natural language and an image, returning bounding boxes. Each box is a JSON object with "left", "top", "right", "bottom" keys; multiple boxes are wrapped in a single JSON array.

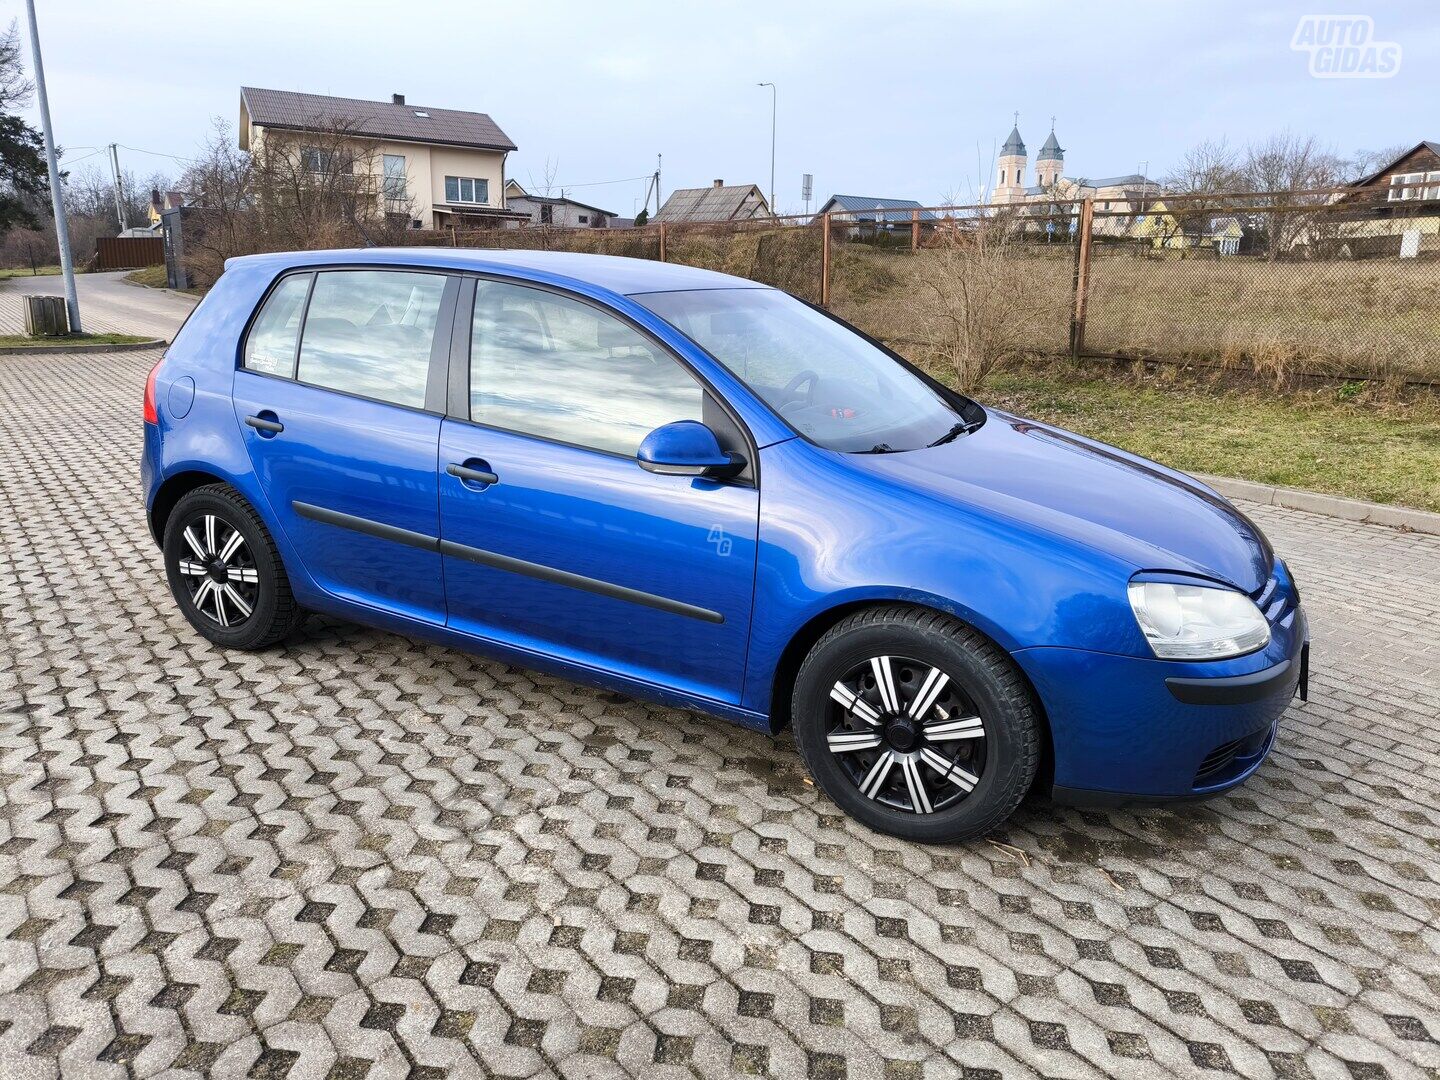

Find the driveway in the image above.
[
  {"left": 0, "top": 349, "right": 1435, "bottom": 1079},
  {"left": 1, "top": 270, "right": 197, "bottom": 341}
]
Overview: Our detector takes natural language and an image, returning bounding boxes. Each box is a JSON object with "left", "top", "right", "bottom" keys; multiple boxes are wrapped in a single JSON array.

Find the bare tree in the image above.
[
  {"left": 1164, "top": 138, "right": 1244, "bottom": 196},
  {"left": 1239, "top": 131, "right": 1345, "bottom": 259},
  {"left": 898, "top": 206, "right": 1056, "bottom": 392},
  {"left": 1344, "top": 144, "right": 1409, "bottom": 182},
  {"left": 176, "top": 116, "right": 418, "bottom": 284}
]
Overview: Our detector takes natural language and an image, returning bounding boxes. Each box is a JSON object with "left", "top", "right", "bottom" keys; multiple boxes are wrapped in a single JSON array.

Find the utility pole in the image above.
[
  {"left": 757, "top": 82, "right": 776, "bottom": 214},
  {"left": 108, "top": 143, "right": 129, "bottom": 232},
  {"left": 24, "top": 0, "right": 80, "bottom": 332}
]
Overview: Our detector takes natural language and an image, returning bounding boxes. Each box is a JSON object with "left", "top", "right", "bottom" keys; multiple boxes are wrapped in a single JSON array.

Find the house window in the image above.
[
  {"left": 383, "top": 155, "right": 407, "bottom": 203},
  {"left": 578, "top": 214, "right": 589, "bottom": 224},
  {"left": 444, "top": 176, "right": 490, "bottom": 205},
  {"left": 301, "top": 146, "right": 335, "bottom": 173},
  {"left": 539, "top": 203, "right": 553, "bottom": 224},
  {"left": 1387, "top": 172, "right": 1440, "bottom": 201}
]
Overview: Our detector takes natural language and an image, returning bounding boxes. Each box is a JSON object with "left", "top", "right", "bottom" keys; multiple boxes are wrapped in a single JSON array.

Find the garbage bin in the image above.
[{"left": 23, "top": 295, "right": 68, "bottom": 337}]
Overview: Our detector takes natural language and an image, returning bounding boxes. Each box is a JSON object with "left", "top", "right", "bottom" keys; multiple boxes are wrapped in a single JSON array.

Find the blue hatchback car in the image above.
[{"left": 142, "top": 249, "right": 1307, "bottom": 842}]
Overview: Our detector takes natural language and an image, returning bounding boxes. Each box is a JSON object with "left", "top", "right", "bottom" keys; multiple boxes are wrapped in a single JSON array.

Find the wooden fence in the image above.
[{"left": 95, "top": 235, "right": 164, "bottom": 271}]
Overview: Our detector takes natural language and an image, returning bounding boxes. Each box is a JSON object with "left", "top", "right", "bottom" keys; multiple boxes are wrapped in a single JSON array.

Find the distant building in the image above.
[
  {"left": 147, "top": 188, "right": 190, "bottom": 231},
  {"left": 815, "top": 195, "right": 939, "bottom": 239},
  {"left": 654, "top": 180, "right": 771, "bottom": 223},
  {"left": 816, "top": 194, "right": 938, "bottom": 223},
  {"left": 504, "top": 180, "right": 617, "bottom": 228},
  {"left": 989, "top": 119, "right": 1160, "bottom": 216},
  {"left": 238, "top": 87, "right": 525, "bottom": 229},
  {"left": 1332, "top": 141, "right": 1440, "bottom": 257}
]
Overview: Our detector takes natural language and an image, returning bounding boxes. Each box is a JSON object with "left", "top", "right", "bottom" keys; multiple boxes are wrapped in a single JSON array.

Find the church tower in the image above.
[
  {"left": 993, "top": 115, "right": 1027, "bottom": 204},
  {"left": 1036, "top": 121, "right": 1064, "bottom": 189}
]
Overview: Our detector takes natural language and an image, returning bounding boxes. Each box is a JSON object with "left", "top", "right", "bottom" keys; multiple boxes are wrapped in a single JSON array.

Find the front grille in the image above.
[
  {"left": 1194, "top": 739, "right": 1243, "bottom": 783},
  {"left": 1193, "top": 724, "right": 1276, "bottom": 788}
]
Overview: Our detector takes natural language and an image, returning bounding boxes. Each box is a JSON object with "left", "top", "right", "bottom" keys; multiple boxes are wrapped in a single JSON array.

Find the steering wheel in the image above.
[{"left": 781, "top": 369, "right": 820, "bottom": 407}]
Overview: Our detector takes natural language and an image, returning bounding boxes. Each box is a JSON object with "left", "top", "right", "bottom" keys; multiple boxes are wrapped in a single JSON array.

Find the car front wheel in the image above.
[
  {"left": 162, "top": 484, "right": 302, "bottom": 650},
  {"left": 792, "top": 606, "right": 1040, "bottom": 844}
]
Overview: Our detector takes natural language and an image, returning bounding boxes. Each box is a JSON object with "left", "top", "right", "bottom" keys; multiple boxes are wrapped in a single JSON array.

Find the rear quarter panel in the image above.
[{"left": 144, "top": 260, "right": 327, "bottom": 605}]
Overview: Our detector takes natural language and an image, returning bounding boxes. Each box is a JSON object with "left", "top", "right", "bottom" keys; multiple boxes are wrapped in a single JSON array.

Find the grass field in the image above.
[
  {"left": 825, "top": 244, "right": 1440, "bottom": 382},
  {"left": 0, "top": 266, "right": 61, "bottom": 280},
  {"left": 124, "top": 266, "right": 169, "bottom": 288},
  {"left": 976, "top": 359, "right": 1440, "bottom": 512}
]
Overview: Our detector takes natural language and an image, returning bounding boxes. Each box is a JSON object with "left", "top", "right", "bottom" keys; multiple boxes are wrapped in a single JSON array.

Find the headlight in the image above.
[{"left": 1127, "top": 581, "right": 1270, "bottom": 660}]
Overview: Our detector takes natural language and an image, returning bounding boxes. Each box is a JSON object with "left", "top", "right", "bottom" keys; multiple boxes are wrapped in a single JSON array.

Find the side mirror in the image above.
[{"left": 637, "top": 420, "right": 745, "bottom": 479}]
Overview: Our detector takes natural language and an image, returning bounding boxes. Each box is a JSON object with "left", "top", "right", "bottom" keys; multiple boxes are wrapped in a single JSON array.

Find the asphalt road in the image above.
[{"left": 1, "top": 270, "right": 197, "bottom": 341}]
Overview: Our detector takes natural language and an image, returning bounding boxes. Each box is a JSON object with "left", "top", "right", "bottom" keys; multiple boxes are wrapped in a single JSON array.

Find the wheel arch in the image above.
[
  {"left": 765, "top": 598, "right": 1055, "bottom": 792},
  {"left": 149, "top": 469, "right": 232, "bottom": 545}
]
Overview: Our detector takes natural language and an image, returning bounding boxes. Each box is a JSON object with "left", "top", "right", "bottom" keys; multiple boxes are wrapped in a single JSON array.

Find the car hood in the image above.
[{"left": 846, "top": 408, "right": 1273, "bottom": 594}]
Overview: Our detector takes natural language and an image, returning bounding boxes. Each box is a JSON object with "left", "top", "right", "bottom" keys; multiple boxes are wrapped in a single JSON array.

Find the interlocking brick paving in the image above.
[{"left": 0, "top": 349, "right": 1436, "bottom": 1079}]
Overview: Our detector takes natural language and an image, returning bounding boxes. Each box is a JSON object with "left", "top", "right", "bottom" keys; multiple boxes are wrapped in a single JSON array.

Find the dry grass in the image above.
[
  {"left": 1083, "top": 255, "right": 1440, "bottom": 380},
  {"left": 822, "top": 244, "right": 1440, "bottom": 383}
]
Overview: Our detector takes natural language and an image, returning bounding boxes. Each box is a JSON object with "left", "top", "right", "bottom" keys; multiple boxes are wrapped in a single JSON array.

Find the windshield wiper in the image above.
[
  {"left": 927, "top": 419, "right": 981, "bottom": 447},
  {"left": 862, "top": 442, "right": 896, "bottom": 454}
]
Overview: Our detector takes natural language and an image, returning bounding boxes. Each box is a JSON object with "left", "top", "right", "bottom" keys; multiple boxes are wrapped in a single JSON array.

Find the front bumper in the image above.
[{"left": 1014, "top": 603, "right": 1307, "bottom": 803}]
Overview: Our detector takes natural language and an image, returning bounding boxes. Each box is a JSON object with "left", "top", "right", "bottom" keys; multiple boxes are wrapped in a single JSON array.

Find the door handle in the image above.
[
  {"left": 245, "top": 414, "right": 284, "bottom": 434},
  {"left": 447, "top": 462, "right": 499, "bottom": 486}
]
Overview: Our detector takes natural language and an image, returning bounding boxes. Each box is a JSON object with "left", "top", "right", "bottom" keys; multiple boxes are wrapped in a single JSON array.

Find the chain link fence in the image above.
[{"left": 181, "top": 184, "right": 1440, "bottom": 384}]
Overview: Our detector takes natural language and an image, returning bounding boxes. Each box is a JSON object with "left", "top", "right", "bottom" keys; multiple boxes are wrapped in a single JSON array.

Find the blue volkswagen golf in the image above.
[{"left": 142, "top": 249, "right": 1307, "bottom": 843}]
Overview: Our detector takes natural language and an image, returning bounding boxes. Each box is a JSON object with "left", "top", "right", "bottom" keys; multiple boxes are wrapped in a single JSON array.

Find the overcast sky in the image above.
[{"left": 13, "top": 0, "right": 1436, "bottom": 214}]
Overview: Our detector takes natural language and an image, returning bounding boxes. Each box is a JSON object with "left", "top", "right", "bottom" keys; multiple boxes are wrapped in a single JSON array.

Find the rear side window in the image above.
[
  {"left": 469, "top": 280, "right": 704, "bottom": 456},
  {"left": 296, "top": 270, "right": 447, "bottom": 409},
  {"left": 243, "top": 273, "right": 311, "bottom": 377}
]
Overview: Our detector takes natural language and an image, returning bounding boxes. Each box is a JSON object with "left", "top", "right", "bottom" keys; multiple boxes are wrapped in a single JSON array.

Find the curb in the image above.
[
  {"left": 0, "top": 338, "right": 167, "bottom": 355},
  {"left": 1197, "top": 473, "right": 1440, "bottom": 538}
]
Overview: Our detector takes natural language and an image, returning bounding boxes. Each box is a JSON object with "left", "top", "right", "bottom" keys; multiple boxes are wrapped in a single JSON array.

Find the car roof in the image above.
[{"left": 224, "top": 248, "right": 770, "bottom": 297}]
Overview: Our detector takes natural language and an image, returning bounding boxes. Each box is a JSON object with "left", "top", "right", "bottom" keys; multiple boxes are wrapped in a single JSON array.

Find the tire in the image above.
[
  {"left": 162, "top": 484, "right": 303, "bottom": 650},
  {"left": 791, "top": 605, "right": 1039, "bottom": 844}
]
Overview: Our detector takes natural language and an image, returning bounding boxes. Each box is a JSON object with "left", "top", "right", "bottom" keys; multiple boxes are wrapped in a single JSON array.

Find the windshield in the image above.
[{"left": 635, "top": 288, "right": 965, "bottom": 453}]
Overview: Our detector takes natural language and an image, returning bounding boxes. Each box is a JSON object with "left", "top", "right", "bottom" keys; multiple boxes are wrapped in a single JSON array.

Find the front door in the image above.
[
  {"left": 232, "top": 268, "right": 456, "bottom": 624},
  {"left": 438, "top": 278, "right": 759, "bottom": 704}
]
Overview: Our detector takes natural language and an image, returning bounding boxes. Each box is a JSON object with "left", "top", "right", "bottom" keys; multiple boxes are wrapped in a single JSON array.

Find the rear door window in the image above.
[
  {"left": 243, "top": 273, "right": 312, "bottom": 378},
  {"left": 296, "top": 270, "right": 447, "bottom": 409}
]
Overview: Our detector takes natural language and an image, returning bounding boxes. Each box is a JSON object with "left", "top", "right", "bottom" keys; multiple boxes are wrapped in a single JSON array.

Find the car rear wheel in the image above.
[
  {"left": 162, "top": 484, "right": 302, "bottom": 650},
  {"left": 791, "top": 606, "right": 1039, "bottom": 844}
]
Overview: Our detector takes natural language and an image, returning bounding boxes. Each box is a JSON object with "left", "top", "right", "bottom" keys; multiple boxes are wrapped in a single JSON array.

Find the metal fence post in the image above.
[
  {"left": 658, "top": 222, "right": 667, "bottom": 262},
  {"left": 820, "top": 213, "right": 832, "bottom": 308},
  {"left": 1069, "top": 197, "right": 1095, "bottom": 360}
]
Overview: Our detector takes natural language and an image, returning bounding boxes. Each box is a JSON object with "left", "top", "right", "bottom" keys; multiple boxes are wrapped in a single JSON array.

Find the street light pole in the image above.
[
  {"left": 23, "top": 0, "right": 80, "bottom": 333},
  {"left": 757, "top": 82, "right": 776, "bottom": 214}
]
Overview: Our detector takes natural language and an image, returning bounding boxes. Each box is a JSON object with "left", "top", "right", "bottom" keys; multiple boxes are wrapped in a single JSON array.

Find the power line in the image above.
[
  {"left": 544, "top": 174, "right": 648, "bottom": 188},
  {"left": 118, "top": 143, "right": 195, "bottom": 165}
]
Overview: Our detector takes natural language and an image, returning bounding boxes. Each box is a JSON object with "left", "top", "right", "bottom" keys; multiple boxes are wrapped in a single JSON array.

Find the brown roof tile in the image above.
[{"left": 241, "top": 87, "right": 516, "bottom": 152}]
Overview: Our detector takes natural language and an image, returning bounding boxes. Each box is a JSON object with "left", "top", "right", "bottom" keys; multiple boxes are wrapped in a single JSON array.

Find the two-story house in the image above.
[
  {"left": 239, "top": 87, "right": 525, "bottom": 229},
  {"left": 1333, "top": 141, "right": 1440, "bottom": 256}
]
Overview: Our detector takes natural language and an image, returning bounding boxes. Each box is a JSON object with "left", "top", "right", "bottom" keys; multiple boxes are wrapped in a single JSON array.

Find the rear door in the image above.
[
  {"left": 437, "top": 277, "right": 759, "bottom": 704},
  {"left": 232, "top": 267, "right": 457, "bottom": 624}
]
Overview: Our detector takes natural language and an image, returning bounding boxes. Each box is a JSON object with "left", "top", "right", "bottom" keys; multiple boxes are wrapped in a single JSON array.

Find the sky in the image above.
[{"left": 10, "top": 0, "right": 1437, "bottom": 215}]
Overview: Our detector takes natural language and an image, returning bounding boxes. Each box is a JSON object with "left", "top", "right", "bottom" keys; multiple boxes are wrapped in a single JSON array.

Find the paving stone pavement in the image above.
[{"left": 0, "top": 348, "right": 1436, "bottom": 1080}]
